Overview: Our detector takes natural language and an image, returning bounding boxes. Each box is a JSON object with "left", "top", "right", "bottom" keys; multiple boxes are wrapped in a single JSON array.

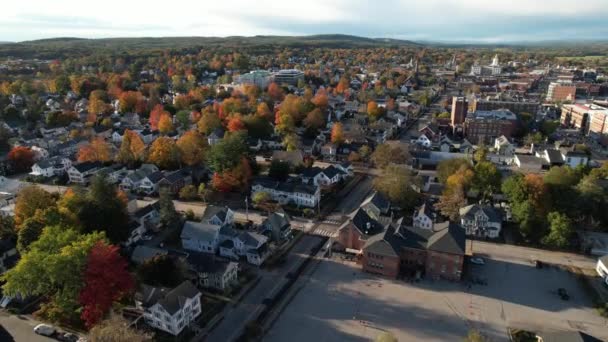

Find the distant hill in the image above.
[{"left": 0, "top": 34, "right": 421, "bottom": 59}]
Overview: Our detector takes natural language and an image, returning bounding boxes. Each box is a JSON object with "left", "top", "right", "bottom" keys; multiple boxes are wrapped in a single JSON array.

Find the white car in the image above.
[
  {"left": 34, "top": 323, "right": 56, "bottom": 336},
  {"left": 470, "top": 257, "right": 485, "bottom": 265}
]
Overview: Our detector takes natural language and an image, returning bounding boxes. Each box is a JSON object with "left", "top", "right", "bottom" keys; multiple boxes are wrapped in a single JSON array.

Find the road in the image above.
[
  {"left": 471, "top": 240, "right": 597, "bottom": 270},
  {"left": 202, "top": 234, "right": 325, "bottom": 342},
  {"left": 0, "top": 313, "right": 54, "bottom": 342}
]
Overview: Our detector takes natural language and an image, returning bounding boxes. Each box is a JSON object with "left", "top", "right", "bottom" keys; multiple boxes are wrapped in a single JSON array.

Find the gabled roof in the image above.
[
  {"left": 133, "top": 201, "right": 160, "bottom": 219},
  {"left": 426, "top": 222, "right": 466, "bottom": 255},
  {"left": 203, "top": 205, "right": 230, "bottom": 223},
  {"left": 186, "top": 252, "right": 236, "bottom": 274},
  {"left": 349, "top": 208, "right": 385, "bottom": 237},
  {"left": 416, "top": 201, "right": 435, "bottom": 219},
  {"left": 145, "top": 171, "right": 164, "bottom": 184},
  {"left": 237, "top": 231, "right": 267, "bottom": 248},
  {"left": 131, "top": 245, "right": 167, "bottom": 264},
  {"left": 459, "top": 204, "right": 502, "bottom": 223},
  {"left": 180, "top": 221, "right": 220, "bottom": 242},
  {"left": 545, "top": 149, "right": 564, "bottom": 164},
  {"left": 72, "top": 161, "right": 103, "bottom": 173},
  {"left": 360, "top": 191, "right": 391, "bottom": 215},
  {"left": 263, "top": 212, "right": 290, "bottom": 232},
  {"left": 137, "top": 281, "right": 200, "bottom": 315}
]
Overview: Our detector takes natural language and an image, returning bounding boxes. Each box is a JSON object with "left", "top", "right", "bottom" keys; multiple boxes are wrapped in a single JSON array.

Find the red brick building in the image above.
[
  {"left": 361, "top": 222, "right": 466, "bottom": 280},
  {"left": 464, "top": 109, "right": 518, "bottom": 144},
  {"left": 338, "top": 208, "right": 388, "bottom": 252}
]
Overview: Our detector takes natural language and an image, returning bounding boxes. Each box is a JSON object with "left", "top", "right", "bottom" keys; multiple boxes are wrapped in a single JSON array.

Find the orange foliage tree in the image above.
[
  {"left": 8, "top": 146, "right": 35, "bottom": 173},
  {"left": 330, "top": 123, "right": 345, "bottom": 145},
  {"left": 158, "top": 113, "right": 174, "bottom": 134},
  {"left": 176, "top": 130, "right": 207, "bottom": 166},
  {"left": 212, "top": 157, "right": 252, "bottom": 192},
  {"left": 78, "top": 137, "right": 112, "bottom": 163},
  {"left": 147, "top": 136, "right": 181, "bottom": 170}
]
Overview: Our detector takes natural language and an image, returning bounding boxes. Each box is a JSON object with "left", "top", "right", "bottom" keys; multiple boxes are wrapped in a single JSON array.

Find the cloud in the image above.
[{"left": 1, "top": 0, "right": 607, "bottom": 42}]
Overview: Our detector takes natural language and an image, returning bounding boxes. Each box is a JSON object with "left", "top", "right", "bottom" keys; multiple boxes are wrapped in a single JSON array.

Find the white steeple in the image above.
[{"left": 491, "top": 54, "right": 499, "bottom": 67}]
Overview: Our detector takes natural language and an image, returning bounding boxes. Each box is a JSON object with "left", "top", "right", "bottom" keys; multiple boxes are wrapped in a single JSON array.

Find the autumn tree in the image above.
[
  {"left": 268, "top": 82, "right": 284, "bottom": 101},
  {"left": 197, "top": 111, "right": 222, "bottom": 135},
  {"left": 14, "top": 185, "right": 55, "bottom": 227},
  {"left": 89, "top": 313, "right": 153, "bottom": 342},
  {"left": 79, "top": 242, "right": 134, "bottom": 328},
  {"left": 149, "top": 104, "right": 168, "bottom": 131},
  {"left": 78, "top": 137, "right": 112, "bottom": 163},
  {"left": 212, "top": 157, "right": 252, "bottom": 192},
  {"left": 304, "top": 108, "right": 325, "bottom": 131},
  {"left": 330, "top": 122, "right": 345, "bottom": 145},
  {"left": 367, "top": 101, "right": 384, "bottom": 121},
  {"left": 158, "top": 113, "right": 174, "bottom": 134},
  {"left": 437, "top": 158, "right": 472, "bottom": 184},
  {"left": 370, "top": 143, "right": 409, "bottom": 168},
  {"left": 435, "top": 166, "right": 474, "bottom": 220},
  {"left": 118, "top": 91, "right": 144, "bottom": 113},
  {"left": 148, "top": 136, "right": 181, "bottom": 170},
  {"left": 311, "top": 91, "right": 329, "bottom": 108},
  {"left": 228, "top": 115, "right": 246, "bottom": 132},
  {"left": 176, "top": 130, "right": 207, "bottom": 166},
  {"left": 206, "top": 132, "right": 248, "bottom": 172},
  {"left": 116, "top": 129, "right": 145, "bottom": 167},
  {"left": 256, "top": 102, "right": 272, "bottom": 120},
  {"left": 8, "top": 146, "right": 35, "bottom": 173},
  {"left": 336, "top": 77, "right": 349, "bottom": 94},
  {"left": 179, "top": 184, "right": 198, "bottom": 200}
]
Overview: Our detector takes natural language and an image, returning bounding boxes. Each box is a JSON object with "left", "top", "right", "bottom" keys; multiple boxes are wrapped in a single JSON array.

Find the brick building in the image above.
[
  {"left": 451, "top": 96, "right": 468, "bottom": 127},
  {"left": 546, "top": 82, "right": 576, "bottom": 102},
  {"left": 464, "top": 109, "right": 518, "bottom": 144},
  {"left": 471, "top": 98, "right": 540, "bottom": 115},
  {"left": 561, "top": 103, "right": 608, "bottom": 136},
  {"left": 338, "top": 208, "right": 388, "bottom": 251},
  {"left": 361, "top": 222, "right": 466, "bottom": 280}
]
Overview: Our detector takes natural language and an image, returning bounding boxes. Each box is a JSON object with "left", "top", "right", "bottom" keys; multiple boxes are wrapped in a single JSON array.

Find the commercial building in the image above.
[
  {"left": 451, "top": 96, "right": 468, "bottom": 128},
  {"left": 235, "top": 70, "right": 272, "bottom": 89},
  {"left": 464, "top": 109, "right": 518, "bottom": 144},
  {"left": 546, "top": 82, "right": 576, "bottom": 102},
  {"left": 561, "top": 103, "right": 608, "bottom": 136},
  {"left": 470, "top": 55, "right": 502, "bottom": 76},
  {"left": 273, "top": 69, "right": 305, "bottom": 86},
  {"left": 471, "top": 98, "right": 540, "bottom": 115}
]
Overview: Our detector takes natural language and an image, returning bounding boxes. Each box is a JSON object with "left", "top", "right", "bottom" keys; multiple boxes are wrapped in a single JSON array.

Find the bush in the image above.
[{"left": 179, "top": 184, "right": 198, "bottom": 200}]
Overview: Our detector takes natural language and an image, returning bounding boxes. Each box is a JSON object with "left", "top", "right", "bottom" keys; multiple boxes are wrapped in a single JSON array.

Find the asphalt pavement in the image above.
[{"left": 0, "top": 313, "right": 54, "bottom": 342}]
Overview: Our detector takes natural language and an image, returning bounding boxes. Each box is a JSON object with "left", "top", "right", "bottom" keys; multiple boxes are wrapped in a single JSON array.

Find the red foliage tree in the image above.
[
  {"left": 149, "top": 104, "right": 167, "bottom": 131},
  {"left": 227, "top": 116, "right": 245, "bottom": 132},
  {"left": 79, "top": 242, "right": 134, "bottom": 328},
  {"left": 8, "top": 146, "right": 35, "bottom": 173}
]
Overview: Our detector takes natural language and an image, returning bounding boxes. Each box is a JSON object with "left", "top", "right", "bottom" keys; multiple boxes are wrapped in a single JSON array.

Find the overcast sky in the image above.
[{"left": 2, "top": 0, "right": 608, "bottom": 43}]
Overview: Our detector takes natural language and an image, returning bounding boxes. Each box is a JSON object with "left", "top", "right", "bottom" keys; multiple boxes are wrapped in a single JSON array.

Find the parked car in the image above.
[
  {"left": 33, "top": 324, "right": 56, "bottom": 336},
  {"left": 470, "top": 257, "right": 485, "bottom": 265}
]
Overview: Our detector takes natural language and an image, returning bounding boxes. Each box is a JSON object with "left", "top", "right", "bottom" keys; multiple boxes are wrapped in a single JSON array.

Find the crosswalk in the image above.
[
  {"left": 312, "top": 228, "right": 338, "bottom": 238},
  {"left": 322, "top": 219, "right": 343, "bottom": 225}
]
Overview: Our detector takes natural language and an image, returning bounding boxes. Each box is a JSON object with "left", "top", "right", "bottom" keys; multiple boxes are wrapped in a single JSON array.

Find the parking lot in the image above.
[{"left": 265, "top": 252, "right": 608, "bottom": 342}]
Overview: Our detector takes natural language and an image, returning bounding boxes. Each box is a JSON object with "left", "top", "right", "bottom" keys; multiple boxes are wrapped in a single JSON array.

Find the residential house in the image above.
[
  {"left": 181, "top": 221, "right": 220, "bottom": 254},
  {"left": 138, "top": 128, "right": 158, "bottom": 145},
  {"left": 158, "top": 170, "right": 192, "bottom": 195},
  {"left": 0, "top": 239, "right": 18, "bottom": 274},
  {"left": 30, "top": 157, "right": 72, "bottom": 178},
  {"left": 359, "top": 191, "right": 391, "bottom": 222},
  {"left": 494, "top": 135, "right": 515, "bottom": 156},
  {"left": 321, "top": 143, "right": 338, "bottom": 161},
  {"left": 67, "top": 162, "right": 103, "bottom": 184},
  {"left": 186, "top": 252, "right": 239, "bottom": 291},
  {"left": 251, "top": 177, "right": 320, "bottom": 208},
  {"left": 126, "top": 201, "right": 161, "bottom": 245},
  {"left": 513, "top": 154, "right": 547, "bottom": 172},
  {"left": 413, "top": 201, "right": 437, "bottom": 230},
  {"left": 459, "top": 204, "right": 502, "bottom": 239},
  {"left": 135, "top": 281, "right": 202, "bottom": 336},
  {"left": 413, "top": 133, "right": 432, "bottom": 148},
  {"left": 300, "top": 165, "right": 345, "bottom": 187},
  {"left": 202, "top": 206, "right": 235, "bottom": 226},
  {"left": 261, "top": 212, "right": 292, "bottom": 241},
  {"left": 234, "top": 232, "right": 269, "bottom": 266},
  {"left": 139, "top": 171, "right": 165, "bottom": 195},
  {"left": 361, "top": 222, "right": 466, "bottom": 280},
  {"left": 336, "top": 161, "right": 354, "bottom": 176},
  {"left": 120, "top": 164, "right": 160, "bottom": 192},
  {"left": 418, "top": 123, "right": 441, "bottom": 142}
]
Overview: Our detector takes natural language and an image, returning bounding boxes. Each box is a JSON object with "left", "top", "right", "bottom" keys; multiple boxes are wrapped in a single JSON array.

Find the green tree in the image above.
[
  {"left": 373, "top": 165, "right": 420, "bottom": 212},
  {"left": 16, "top": 218, "right": 44, "bottom": 253},
  {"left": 198, "top": 183, "right": 211, "bottom": 203},
  {"left": 371, "top": 143, "right": 409, "bottom": 169},
  {"left": 2, "top": 226, "right": 105, "bottom": 324},
  {"left": 206, "top": 132, "right": 248, "bottom": 172},
  {"left": 136, "top": 255, "right": 186, "bottom": 288},
  {"left": 159, "top": 188, "right": 179, "bottom": 229},
  {"left": 179, "top": 184, "right": 198, "bottom": 201},
  {"left": 472, "top": 161, "right": 501, "bottom": 197},
  {"left": 175, "top": 110, "right": 191, "bottom": 129},
  {"left": 14, "top": 185, "right": 56, "bottom": 227},
  {"left": 542, "top": 212, "right": 573, "bottom": 249},
  {"left": 544, "top": 165, "right": 578, "bottom": 188},
  {"left": 0, "top": 215, "right": 15, "bottom": 240}
]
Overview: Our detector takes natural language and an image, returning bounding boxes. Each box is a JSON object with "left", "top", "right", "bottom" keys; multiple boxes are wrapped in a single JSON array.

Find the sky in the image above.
[{"left": 2, "top": 0, "right": 608, "bottom": 43}]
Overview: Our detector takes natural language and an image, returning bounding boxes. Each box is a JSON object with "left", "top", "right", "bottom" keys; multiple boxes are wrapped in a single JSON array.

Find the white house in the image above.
[
  {"left": 251, "top": 177, "right": 320, "bottom": 208},
  {"left": 181, "top": 221, "right": 221, "bottom": 254},
  {"left": 413, "top": 202, "right": 436, "bottom": 230},
  {"left": 202, "top": 206, "right": 235, "bottom": 226},
  {"left": 596, "top": 255, "right": 608, "bottom": 286},
  {"left": 300, "top": 165, "right": 345, "bottom": 187},
  {"left": 120, "top": 164, "right": 160, "bottom": 192},
  {"left": 494, "top": 135, "right": 514, "bottom": 156},
  {"left": 136, "top": 281, "right": 202, "bottom": 336},
  {"left": 413, "top": 133, "right": 432, "bottom": 148},
  {"left": 67, "top": 162, "right": 103, "bottom": 184},
  {"left": 30, "top": 157, "right": 72, "bottom": 178},
  {"left": 234, "top": 232, "right": 269, "bottom": 266},
  {"left": 459, "top": 204, "right": 502, "bottom": 239}
]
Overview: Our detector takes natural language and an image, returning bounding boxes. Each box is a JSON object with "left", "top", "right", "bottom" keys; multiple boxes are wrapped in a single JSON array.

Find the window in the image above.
[{"left": 441, "top": 265, "right": 446, "bottom": 273}]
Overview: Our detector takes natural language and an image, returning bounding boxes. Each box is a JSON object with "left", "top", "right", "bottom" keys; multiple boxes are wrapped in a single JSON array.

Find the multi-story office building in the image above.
[
  {"left": 471, "top": 98, "right": 540, "bottom": 115},
  {"left": 235, "top": 70, "right": 272, "bottom": 89},
  {"left": 273, "top": 69, "right": 305, "bottom": 86},
  {"left": 546, "top": 82, "right": 576, "bottom": 102},
  {"left": 561, "top": 103, "right": 608, "bottom": 136},
  {"left": 464, "top": 109, "right": 518, "bottom": 144}
]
